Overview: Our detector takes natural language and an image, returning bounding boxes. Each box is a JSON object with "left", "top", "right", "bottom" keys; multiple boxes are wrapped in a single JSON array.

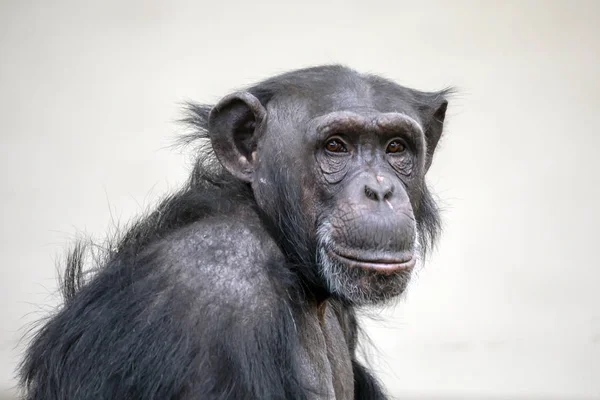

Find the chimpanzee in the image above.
[{"left": 19, "top": 65, "right": 451, "bottom": 399}]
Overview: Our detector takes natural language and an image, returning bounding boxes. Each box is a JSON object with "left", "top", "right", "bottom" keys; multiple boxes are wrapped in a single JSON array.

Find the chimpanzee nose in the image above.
[{"left": 363, "top": 175, "right": 394, "bottom": 202}]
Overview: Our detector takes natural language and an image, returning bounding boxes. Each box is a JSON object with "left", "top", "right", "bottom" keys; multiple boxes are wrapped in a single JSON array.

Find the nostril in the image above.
[
  {"left": 364, "top": 186, "right": 379, "bottom": 201},
  {"left": 383, "top": 186, "right": 394, "bottom": 201}
]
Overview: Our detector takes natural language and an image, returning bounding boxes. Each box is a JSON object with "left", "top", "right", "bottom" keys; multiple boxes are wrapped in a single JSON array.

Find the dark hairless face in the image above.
[
  {"left": 209, "top": 68, "right": 448, "bottom": 304},
  {"left": 311, "top": 111, "right": 424, "bottom": 302}
]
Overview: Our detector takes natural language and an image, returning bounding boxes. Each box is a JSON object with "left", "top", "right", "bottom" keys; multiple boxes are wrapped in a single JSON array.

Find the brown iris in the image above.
[
  {"left": 386, "top": 140, "right": 405, "bottom": 153},
  {"left": 325, "top": 139, "right": 347, "bottom": 153}
]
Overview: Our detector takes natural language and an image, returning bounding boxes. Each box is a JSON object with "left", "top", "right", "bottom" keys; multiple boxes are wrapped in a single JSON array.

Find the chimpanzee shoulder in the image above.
[
  {"left": 20, "top": 208, "right": 310, "bottom": 399},
  {"left": 152, "top": 209, "right": 292, "bottom": 311}
]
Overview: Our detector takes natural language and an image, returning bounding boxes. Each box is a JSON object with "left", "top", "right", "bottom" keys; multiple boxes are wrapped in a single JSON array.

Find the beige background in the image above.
[{"left": 1, "top": 1, "right": 599, "bottom": 399}]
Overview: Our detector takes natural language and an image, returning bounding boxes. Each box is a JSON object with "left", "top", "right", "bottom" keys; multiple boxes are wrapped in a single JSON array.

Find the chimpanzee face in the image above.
[{"left": 209, "top": 71, "right": 448, "bottom": 304}]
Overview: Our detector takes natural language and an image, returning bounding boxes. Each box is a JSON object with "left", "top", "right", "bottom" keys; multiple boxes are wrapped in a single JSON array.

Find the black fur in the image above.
[{"left": 19, "top": 65, "right": 449, "bottom": 399}]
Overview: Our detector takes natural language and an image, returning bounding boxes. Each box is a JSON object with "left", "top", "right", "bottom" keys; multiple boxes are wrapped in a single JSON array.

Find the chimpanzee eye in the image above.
[
  {"left": 325, "top": 138, "right": 347, "bottom": 153},
  {"left": 386, "top": 140, "right": 406, "bottom": 154}
]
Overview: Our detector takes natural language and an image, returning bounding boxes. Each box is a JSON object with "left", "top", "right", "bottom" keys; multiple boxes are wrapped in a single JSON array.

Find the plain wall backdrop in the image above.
[{"left": 1, "top": 1, "right": 598, "bottom": 399}]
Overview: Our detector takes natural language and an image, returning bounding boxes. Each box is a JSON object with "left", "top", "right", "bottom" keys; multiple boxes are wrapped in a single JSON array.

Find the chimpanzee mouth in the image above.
[{"left": 327, "top": 248, "right": 415, "bottom": 274}]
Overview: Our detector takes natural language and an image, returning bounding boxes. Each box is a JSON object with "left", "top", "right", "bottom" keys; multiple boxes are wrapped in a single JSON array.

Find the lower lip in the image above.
[{"left": 327, "top": 251, "right": 416, "bottom": 274}]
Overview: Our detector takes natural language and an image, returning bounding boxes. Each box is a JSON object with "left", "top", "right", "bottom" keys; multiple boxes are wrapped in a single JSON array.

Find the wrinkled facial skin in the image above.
[
  {"left": 252, "top": 93, "right": 433, "bottom": 305},
  {"left": 311, "top": 111, "right": 426, "bottom": 304}
]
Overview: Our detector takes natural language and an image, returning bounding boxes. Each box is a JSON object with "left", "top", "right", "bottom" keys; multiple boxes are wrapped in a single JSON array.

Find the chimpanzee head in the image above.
[{"left": 208, "top": 65, "right": 449, "bottom": 304}]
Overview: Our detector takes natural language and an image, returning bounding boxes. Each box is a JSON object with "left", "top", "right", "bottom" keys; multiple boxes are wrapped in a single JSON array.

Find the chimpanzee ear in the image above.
[
  {"left": 423, "top": 93, "right": 449, "bottom": 172},
  {"left": 208, "top": 92, "right": 267, "bottom": 182}
]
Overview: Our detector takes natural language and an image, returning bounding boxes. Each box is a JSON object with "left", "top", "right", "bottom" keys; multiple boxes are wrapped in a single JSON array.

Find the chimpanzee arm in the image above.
[{"left": 20, "top": 219, "right": 309, "bottom": 400}]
